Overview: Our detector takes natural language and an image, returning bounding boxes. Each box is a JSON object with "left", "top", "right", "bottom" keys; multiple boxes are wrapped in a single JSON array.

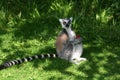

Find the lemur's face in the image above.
[{"left": 59, "top": 17, "right": 73, "bottom": 29}]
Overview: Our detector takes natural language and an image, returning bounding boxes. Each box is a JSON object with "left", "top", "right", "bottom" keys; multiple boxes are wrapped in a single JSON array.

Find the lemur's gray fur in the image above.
[{"left": 56, "top": 17, "right": 86, "bottom": 64}]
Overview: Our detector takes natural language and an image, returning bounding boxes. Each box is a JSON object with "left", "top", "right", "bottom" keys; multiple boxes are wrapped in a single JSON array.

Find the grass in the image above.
[{"left": 0, "top": 0, "right": 120, "bottom": 80}]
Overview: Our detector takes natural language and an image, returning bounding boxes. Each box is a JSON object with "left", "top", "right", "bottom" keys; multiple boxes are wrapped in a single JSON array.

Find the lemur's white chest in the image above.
[{"left": 66, "top": 29, "right": 76, "bottom": 41}]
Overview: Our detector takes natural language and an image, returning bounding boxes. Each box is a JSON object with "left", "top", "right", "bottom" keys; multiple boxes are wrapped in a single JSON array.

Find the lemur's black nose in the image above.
[
  {"left": 66, "top": 24, "right": 69, "bottom": 27},
  {"left": 66, "top": 20, "right": 71, "bottom": 27}
]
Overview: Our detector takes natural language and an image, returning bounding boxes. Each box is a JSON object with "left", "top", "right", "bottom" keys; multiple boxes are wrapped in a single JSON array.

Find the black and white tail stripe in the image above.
[{"left": 0, "top": 53, "right": 58, "bottom": 70}]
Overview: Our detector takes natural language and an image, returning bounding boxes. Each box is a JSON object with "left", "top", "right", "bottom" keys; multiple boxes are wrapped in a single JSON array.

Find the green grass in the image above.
[{"left": 0, "top": 0, "right": 120, "bottom": 80}]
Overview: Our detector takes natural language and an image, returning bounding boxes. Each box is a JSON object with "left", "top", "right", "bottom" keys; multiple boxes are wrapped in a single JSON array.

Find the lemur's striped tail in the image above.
[{"left": 0, "top": 53, "right": 58, "bottom": 70}]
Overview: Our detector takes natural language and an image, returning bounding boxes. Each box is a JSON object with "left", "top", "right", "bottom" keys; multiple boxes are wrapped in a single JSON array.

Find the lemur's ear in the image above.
[
  {"left": 59, "top": 19, "right": 63, "bottom": 23},
  {"left": 70, "top": 17, "right": 73, "bottom": 21}
]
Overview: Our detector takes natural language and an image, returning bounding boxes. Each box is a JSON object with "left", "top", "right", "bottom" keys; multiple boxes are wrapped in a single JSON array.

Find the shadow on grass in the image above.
[
  {"left": 31, "top": 46, "right": 74, "bottom": 76},
  {"left": 75, "top": 42, "right": 120, "bottom": 79},
  {"left": 0, "top": 28, "right": 10, "bottom": 49},
  {"left": 0, "top": 44, "right": 75, "bottom": 77},
  {"left": 14, "top": 17, "right": 59, "bottom": 41},
  {"left": 0, "top": 45, "right": 55, "bottom": 66},
  {"left": 43, "top": 58, "right": 74, "bottom": 75},
  {"left": 0, "top": 29, "right": 7, "bottom": 35},
  {"left": 47, "top": 76, "right": 64, "bottom": 80},
  {"left": 0, "top": 39, "right": 2, "bottom": 47},
  {"left": 0, "top": 0, "right": 55, "bottom": 17}
]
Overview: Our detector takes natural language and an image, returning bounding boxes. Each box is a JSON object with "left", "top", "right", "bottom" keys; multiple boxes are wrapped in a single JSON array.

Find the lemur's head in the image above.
[
  {"left": 59, "top": 17, "right": 73, "bottom": 30},
  {"left": 59, "top": 17, "right": 76, "bottom": 41}
]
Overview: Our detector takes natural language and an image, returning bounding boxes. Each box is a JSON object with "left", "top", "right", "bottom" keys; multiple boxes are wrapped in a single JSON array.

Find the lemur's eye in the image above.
[{"left": 63, "top": 21, "right": 66, "bottom": 25}]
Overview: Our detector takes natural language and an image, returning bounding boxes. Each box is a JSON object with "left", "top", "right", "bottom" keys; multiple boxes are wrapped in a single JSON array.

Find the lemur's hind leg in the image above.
[
  {"left": 77, "top": 57, "right": 87, "bottom": 62},
  {"left": 70, "top": 57, "right": 87, "bottom": 65}
]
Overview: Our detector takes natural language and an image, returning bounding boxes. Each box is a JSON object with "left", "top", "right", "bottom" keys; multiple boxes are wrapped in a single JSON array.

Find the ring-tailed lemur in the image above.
[
  {"left": 56, "top": 17, "right": 86, "bottom": 64},
  {"left": 0, "top": 17, "right": 86, "bottom": 70}
]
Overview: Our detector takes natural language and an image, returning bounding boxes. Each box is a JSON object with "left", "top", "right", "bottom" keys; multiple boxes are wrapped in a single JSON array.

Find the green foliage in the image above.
[{"left": 0, "top": 0, "right": 120, "bottom": 80}]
